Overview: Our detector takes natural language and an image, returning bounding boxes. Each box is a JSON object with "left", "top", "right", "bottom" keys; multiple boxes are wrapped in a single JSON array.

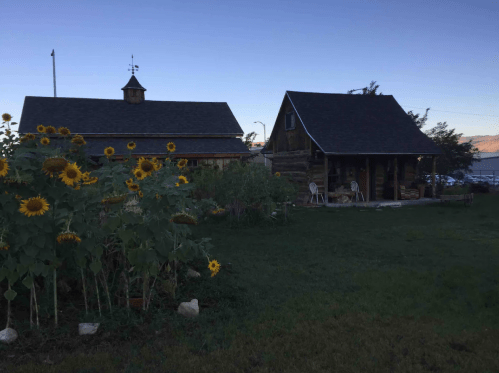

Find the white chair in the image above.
[
  {"left": 309, "top": 182, "right": 325, "bottom": 205},
  {"left": 351, "top": 181, "right": 364, "bottom": 202}
]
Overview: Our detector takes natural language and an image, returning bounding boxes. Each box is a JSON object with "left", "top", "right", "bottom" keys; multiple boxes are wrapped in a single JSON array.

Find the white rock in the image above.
[
  {"left": 178, "top": 299, "right": 199, "bottom": 318},
  {"left": 78, "top": 323, "right": 100, "bottom": 335},
  {"left": 187, "top": 268, "right": 201, "bottom": 278},
  {"left": 0, "top": 328, "right": 18, "bottom": 344}
]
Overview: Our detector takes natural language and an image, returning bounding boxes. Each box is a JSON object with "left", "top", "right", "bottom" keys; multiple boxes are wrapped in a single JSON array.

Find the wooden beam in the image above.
[
  {"left": 432, "top": 155, "right": 437, "bottom": 198},
  {"left": 324, "top": 155, "right": 329, "bottom": 204},
  {"left": 366, "top": 157, "right": 370, "bottom": 203},
  {"left": 394, "top": 156, "right": 398, "bottom": 201}
]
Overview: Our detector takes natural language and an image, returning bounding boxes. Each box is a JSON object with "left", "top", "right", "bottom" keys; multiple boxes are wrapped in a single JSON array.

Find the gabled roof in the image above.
[
  {"left": 18, "top": 96, "right": 245, "bottom": 136},
  {"left": 49, "top": 137, "right": 250, "bottom": 157},
  {"left": 263, "top": 91, "right": 443, "bottom": 155},
  {"left": 121, "top": 75, "right": 146, "bottom": 91}
]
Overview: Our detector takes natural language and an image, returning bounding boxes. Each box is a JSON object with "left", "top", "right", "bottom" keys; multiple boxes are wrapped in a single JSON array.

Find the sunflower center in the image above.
[
  {"left": 0, "top": 163, "right": 5, "bottom": 171},
  {"left": 27, "top": 200, "right": 43, "bottom": 212},
  {"left": 67, "top": 169, "right": 78, "bottom": 179},
  {"left": 140, "top": 162, "right": 154, "bottom": 173}
]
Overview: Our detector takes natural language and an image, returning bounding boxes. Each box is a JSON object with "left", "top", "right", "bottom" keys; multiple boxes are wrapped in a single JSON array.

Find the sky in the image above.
[{"left": 2, "top": 0, "right": 498, "bottom": 144}]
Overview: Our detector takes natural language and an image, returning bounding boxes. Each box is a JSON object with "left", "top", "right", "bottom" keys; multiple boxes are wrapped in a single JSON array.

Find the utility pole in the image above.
[
  {"left": 254, "top": 121, "right": 267, "bottom": 168},
  {"left": 50, "top": 49, "right": 57, "bottom": 97}
]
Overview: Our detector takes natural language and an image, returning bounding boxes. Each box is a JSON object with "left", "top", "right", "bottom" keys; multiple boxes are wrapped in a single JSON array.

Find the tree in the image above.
[
  {"left": 243, "top": 131, "right": 258, "bottom": 150},
  {"left": 417, "top": 122, "right": 480, "bottom": 182},
  {"left": 347, "top": 80, "right": 383, "bottom": 96}
]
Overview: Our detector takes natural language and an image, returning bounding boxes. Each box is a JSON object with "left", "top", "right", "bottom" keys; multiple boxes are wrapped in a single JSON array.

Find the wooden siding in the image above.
[{"left": 272, "top": 96, "right": 311, "bottom": 153}]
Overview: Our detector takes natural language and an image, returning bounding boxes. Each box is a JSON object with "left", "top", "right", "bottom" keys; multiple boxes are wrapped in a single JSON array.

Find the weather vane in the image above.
[{"left": 128, "top": 54, "right": 139, "bottom": 75}]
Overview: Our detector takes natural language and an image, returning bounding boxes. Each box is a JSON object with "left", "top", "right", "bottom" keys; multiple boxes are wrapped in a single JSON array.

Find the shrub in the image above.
[{"left": 469, "top": 182, "right": 490, "bottom": 194}]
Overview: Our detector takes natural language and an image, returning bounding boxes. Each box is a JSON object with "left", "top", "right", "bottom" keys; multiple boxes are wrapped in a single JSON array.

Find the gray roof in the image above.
[
  {"left": 49, "top": 136, "right": 250, "bottom": 157},
  {"left": 121, "top": 75, "right": 146, "bottom": 91},
  {"left": 263, "top": 91, "right": 443, "bottom": 155},
  {"left": 19, "top": 96, "right": 245, "bottom": 135}
]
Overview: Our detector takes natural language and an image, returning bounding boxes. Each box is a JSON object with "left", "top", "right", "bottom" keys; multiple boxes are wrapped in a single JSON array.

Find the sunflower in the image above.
[
  {"left": 19, "top": 195, "right": 50, "bottom": 217},
  {"left": 0, "top": 158, "right": 9, "bottom": 177},
  {"left": 125, "top": 178, "right": 133, "bottom": 185},
  {"left": 36, "top": 124, "right": 46, "bottom": 133},
  {"left": 275, "top": 172, "right": 281, "bottom": 177},
  {"left": 128, "top": 183, "right": 140, "bottom": 192},
  {"left": 137, "top": 157, "right": 155, "bottom": 175},
  {"left": 58, "top": 127, "right": 71, "bottom": 136},
  {"left": 178, "top": 175, "right": 188, "bottom": 185},
  {"left": 0, "top": 244, "right": 9, "bottom": 251},
  {"left": 82, "top": 177, "right": 98, "bottom": 185},
  {"left": 127, "top": 141, "right": 136, "bottom": 150},
  {"left": 169, "top": 211, "right": 198, "bottom": 225},
  {"left": 19, "top": 136, "right": 28, "bottom": 143},
  {"left": 166, "top": 142, "right": 176, "bottom": 152},
  {"left": 59, "top": 162, "right": 83, "bottom": 186},
  {"left": 101, "top": 194, "right": 127, "bottom": 205},
  {"left": 175, "top": 183, "right": 180, "bottom": 187},
  {"left": 153, "top": 161, "right": 162, "bottom": 171},
  {"left": 56, "top": 232, "right": 81, "bottom": 244},
  {"left": 2, "top": 113, "right": 12, "bottom": 122},
  {"left": 26, "top": 133, "right": 36, "bottom": 140},
  {"left": 104, "top": 147, "right": 115, "bottom": 158},
  {"left": 15, "top": 194, "right": 22, "bottom": 200},
  {"left": 155, "top": 193, "right": 162, "bottom": 200},
  {"left": 133, "top": 168, "right": 147, "bottom": 180},
  {"left": 5, "top": 130, "right": 10, "bottom": 136},
  {"left": 138, "top": 191, "right": 143, "bottom": 198},
  {"left": 71, "top": 135, "right": 86, "bottom": 146},
  {"left": 177, "top": 159, "right": 188, "bottom": 169},
  {"left": 82, "top": 171, "right": 91, "bottom": 182},
  {"left": 208, "top": 260, "right": 221, "bottom": 277},
  {"left": 40, "top": 137, "right": 50, "bottom": 146},
  {"left": 44, "top": 126, "right": 57, "bottom": 134}
]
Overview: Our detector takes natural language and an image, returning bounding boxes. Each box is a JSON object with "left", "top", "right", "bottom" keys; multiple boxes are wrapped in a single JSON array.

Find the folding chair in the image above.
[
  {"left": 309, "top": 182, "right": 325, "bottom": 205},
  {"left": 351, "top": 181, "right": 365, "bottom": 202}
]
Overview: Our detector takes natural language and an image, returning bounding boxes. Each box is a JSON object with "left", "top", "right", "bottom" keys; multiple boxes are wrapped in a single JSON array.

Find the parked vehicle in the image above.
[{"left": 424, "top": 175, "right": 456, "bottom": 186}]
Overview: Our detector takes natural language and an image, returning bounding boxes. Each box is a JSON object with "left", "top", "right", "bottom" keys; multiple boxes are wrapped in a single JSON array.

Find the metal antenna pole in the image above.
[{"left": 51, "top": 49, "right": 57, "bottom": 97}]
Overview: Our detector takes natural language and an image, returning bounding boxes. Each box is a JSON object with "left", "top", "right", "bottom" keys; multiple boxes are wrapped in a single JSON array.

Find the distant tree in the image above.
[
  {"left": 417, "top": 122, "right": 480, "bottom": 182},
  {"left": 407, "top": 108, "right": 431, "bottom": 130},
  {"left": 243, "top": 131, "right": 258, "bottom": 150},
  {"left": 347, "top": 80, "right": 383, "bottom": 96}
]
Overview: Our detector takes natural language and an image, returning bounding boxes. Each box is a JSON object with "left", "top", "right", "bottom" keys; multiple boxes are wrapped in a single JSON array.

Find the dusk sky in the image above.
[{"left": 2, "top": 0, "right": 498, "bottom": 143}]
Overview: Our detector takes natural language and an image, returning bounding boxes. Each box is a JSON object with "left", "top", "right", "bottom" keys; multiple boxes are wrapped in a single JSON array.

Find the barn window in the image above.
[
  {"left": 187, "top": 159, "right": 198, "bottom": 168},
  {"left": 285, "top": 112, "right": 295, "bottom": 130}
]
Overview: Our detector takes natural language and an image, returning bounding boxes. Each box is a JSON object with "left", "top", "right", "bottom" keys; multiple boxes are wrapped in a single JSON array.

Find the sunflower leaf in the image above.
[
  {"left": 34, "top": 234, "right": 46, "bottom": 248},
  {"left": 23, "top": 245, "right": 39, "bottom": 258},
  {"left": 16, "top": 264, "right": 28, "bottom": 277},
  {"left": 0, "top": 267, "right": 7, "bottom": 282},
  {"left": 89, "top": 261, "right": 102, "bottom": 275},
  {"left": 6, "top": 270, "right": 19, "bottom": 284},
  {"left": 31, "top": 262, "right": 46, "bottom": 276},
  {"left": 22, "top": 275, "right": 34, "bottom": 289}
]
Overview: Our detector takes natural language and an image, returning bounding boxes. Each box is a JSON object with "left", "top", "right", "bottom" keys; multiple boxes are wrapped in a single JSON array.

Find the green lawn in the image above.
[{"left": 1, "top": 194, "right": 499, "bottom": 372}]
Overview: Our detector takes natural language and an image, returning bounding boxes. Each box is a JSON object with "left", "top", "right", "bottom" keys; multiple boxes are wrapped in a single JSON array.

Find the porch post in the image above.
[
  {"left": 366, "top": 157, "right": 370, "bottom": 203},
  {"left": 394, "top": 156, "right": 398, "bottom": 201},
  {"left": 432, "top": 155, "right": 437, "bottom": 198},
  {"left": 324, "top": 155, "right": 328, "bottom": 204}
]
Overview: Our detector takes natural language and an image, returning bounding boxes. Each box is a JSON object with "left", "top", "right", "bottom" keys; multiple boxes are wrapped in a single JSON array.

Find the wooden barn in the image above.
[
  {"left": 261, "top": 91, "right": 443, "bottom": 204},
  {"left": 18, "top": 71, "right": 250, "bottom": 171}
]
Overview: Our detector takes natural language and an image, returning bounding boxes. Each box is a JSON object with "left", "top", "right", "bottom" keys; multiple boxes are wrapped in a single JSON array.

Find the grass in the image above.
[{"left": 1, "top": 193, "right": 499, "bottom": 372}]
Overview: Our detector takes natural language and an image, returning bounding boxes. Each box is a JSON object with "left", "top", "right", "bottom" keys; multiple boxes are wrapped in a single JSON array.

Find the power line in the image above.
[{"left": 401, "top": 106, "right": 499, "bottom": 118}]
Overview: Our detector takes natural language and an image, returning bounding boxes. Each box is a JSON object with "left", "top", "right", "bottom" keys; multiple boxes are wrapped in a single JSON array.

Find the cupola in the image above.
[{"left": 121, "top": 74, "right": 146, "bottom": 104}]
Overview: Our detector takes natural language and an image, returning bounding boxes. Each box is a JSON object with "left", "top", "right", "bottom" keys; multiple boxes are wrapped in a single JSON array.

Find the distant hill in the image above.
[{"left": 458, "top": 134, "right": 499, "bottom": 153}]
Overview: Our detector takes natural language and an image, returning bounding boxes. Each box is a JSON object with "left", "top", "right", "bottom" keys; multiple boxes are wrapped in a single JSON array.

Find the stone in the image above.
[
  {"left": 178, "top": 299, "right": 199, "bottom": 318},
  {"left": 0, "top": 328, "right": 18, "bottom": 344},
  {"left": 187, "top": 268, "right": 201, "bottom": 278},
  {"left": 78, "top": 323, "right": 100, "bottom": 335}
]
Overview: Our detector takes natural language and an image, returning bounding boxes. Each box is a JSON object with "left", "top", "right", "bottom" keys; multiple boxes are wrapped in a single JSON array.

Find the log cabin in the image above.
[{"left": 261, "top": 91, "right": 443, "bottom": 204}]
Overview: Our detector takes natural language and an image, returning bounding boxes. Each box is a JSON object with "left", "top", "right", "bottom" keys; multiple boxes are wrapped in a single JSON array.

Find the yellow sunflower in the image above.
[
  {"left": 59, "top": 162, "right": 83, "bottom": 186},
  {"left": 5, "top": 130, "right": 11, "bottom": 136},
  {"left": 40, "top": 137, "right": 50, "bottom": 146},
  {"left": 0, "top": 244, "right": 9, "bottom": 251},
  {"left": 42, "top": 156, "right": 68, "bottom": 177},
  {"left": 128, "top": 183, "right": 140, "bottom": 192},
  {"left": 138, "top": 191, "right": 143, "bottom": 198},
  {"left": 127, "top": 141, "right": 136, "bottom": 150},
  {"left": 15, "top": 195, "right": 22, "bottom": 200},
  {"left": 133, "top": 168, "right": 147, "bottom": 180},
  {"left": 82, "top": 171, "right": 91, "bottom": 182},
  {"left": 175, "top": 182, "right": 180, "bottom": 187},
  {"left": 82, "top": 177, "right": 98, "bottom": 185},
  {"left": 125, "top": 178, "right": 133, "bottom": 185},
  {"left": 275, "top": 172, "right": 281, "bottom": 177},
  {"left": 169, "top": 211, "right": 198, "bottom": 225},
  {"left": 177, "top": 159, "right": 188, "bottom": 169},
  {"left": 56, "top": 232, "right": 81, "bottom": 244},
  {"left": 166, "top": 142, "right": 176, "bottom": 152},
  {"left": 101, "top": 194, "right": 127, "bottom": 205},
  {"left": 208, "top": 260, "right": 221, "bottom": 277},
  {"left": 58, "top": 127, "right": 71, "bottom": 136},
  {"left": 155, "top": 193, "right": 162, "bottom": 200},
  {"left": 19, "top": 136, "right": 28, "bottom": 143},
  {"left": 137, "top": 157, "right": 155, "bottom": 175},
  {"left": 2, "top": 113, "right": 12, "bottom": 122},
  {"left": 71, "top": 135, "right": 86, "bottom": 146},
  {"left": 37, "top": 124, "right": 46, "bottom": 133},
  {"left": 0, "top": 158, "right": 9, "bottom": 177},
  {"left": 19, "top": 195, "right": 50, "bottom": 217},
  {"left": 104, "top": 147, "right": 115, "bottom": 158},
  {"left": 44, "top": 126, "right": 57, "bottom": 134},
  {"left": 178, "top": 175, "right": 188, "bottom": 185},
  {"left": 26, "top": 133, "right": 36, "bottom": 140}
]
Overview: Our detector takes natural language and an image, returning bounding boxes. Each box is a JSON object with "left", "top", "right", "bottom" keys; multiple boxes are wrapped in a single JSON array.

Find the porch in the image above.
[{"left": 322, "top": 197, "right": 441, "bottom": 208}]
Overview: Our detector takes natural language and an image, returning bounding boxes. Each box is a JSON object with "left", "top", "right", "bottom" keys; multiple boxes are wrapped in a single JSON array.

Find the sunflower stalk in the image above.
[
  {"left": 33, "top": 281, "right": 39, "bottom": 328},
  {"left": 101, "top": 271, "right": 112, "bottom": 314},
  {"left": 5, "top": 282, "right": 11, "bottom": 329},
  {"left": 80, "top": 268, "right": 88, "bottom": 315},
  {"left": 30, "top": 285, "right": 33, "bottom": 328},
  {"left": 94, "top": 271, "right": 102, "bottom": 318},
  {"left": 146, "top": 262, "right": 165, "bottom": 311}
]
